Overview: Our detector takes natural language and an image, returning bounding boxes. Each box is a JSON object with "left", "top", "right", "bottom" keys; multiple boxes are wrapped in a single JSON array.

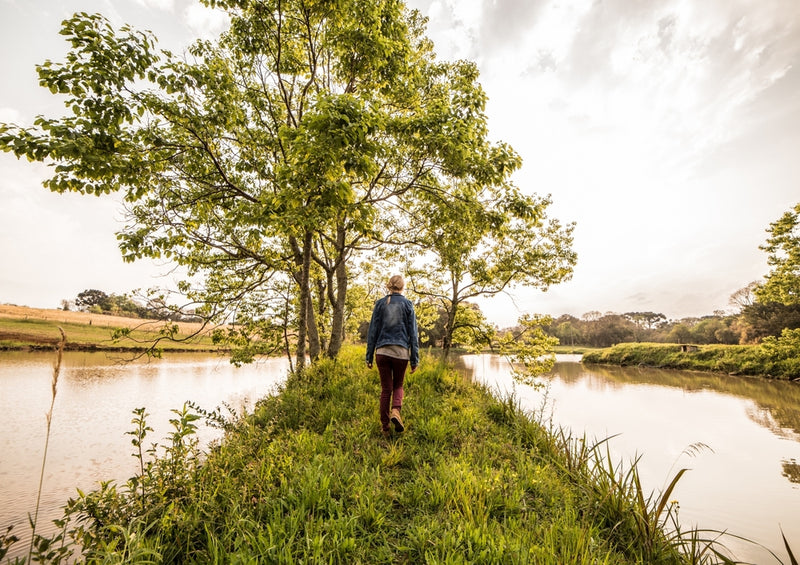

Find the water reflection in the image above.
[
  {"left": 455, "top": 354, "right": 800, "bottom": 565},
  {"left": 784, "top": 459, "right": 800, "bottom": 484},
  {"left": 582, "top": 363, "right": 800, "bottom": 439}
]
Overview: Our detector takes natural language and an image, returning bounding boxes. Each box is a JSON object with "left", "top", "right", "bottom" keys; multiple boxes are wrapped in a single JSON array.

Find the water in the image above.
[
  {"left": 0, "top": 350, "right": 289, "bottom": 559},
  {"left": 456, "top": 354, "right": 800, "bottom": 565}
]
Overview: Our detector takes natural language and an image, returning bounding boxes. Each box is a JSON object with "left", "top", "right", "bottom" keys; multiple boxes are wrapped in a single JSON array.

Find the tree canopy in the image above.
[
  {"left": 1, "top": 0, "right": 575, "bottom": 368},
  {"left": 757, "top": 202, "right": 800, "bottom": 307},
  {"left": 408, "top": 180, "right": 575, "bottom": 358}
]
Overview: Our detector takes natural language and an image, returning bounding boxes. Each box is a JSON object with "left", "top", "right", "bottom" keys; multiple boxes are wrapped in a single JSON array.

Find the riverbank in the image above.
[
  {"left": 0, "top": 304, "right": 219, "bottom": 352},
  {"left": 8, "top": 346, "right": 740, "bottom": 564},
  {"left": 582, "top": 342, "right": 799, "bottom": 380}
]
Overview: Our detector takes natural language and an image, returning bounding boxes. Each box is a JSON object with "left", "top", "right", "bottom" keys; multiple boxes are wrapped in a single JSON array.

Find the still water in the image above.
[
  {"left": 457, "top": 354, "right": 800, "bottom": 565},
  {"left": 0, "top": 350, "right": 290, "bottom": 559},
  {"left": 1, "top": 351, "right": 799, "bottom": 563}
]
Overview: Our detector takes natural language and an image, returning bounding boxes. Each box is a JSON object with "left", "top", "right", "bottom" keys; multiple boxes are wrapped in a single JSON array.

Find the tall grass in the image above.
[{"left": 27, "top": 328, "right": 66, "bottom": 561}]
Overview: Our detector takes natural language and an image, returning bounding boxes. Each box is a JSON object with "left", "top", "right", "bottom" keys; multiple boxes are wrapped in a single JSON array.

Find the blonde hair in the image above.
[{"left": 386, "top": 274, "right": 405, "bottom": 293}]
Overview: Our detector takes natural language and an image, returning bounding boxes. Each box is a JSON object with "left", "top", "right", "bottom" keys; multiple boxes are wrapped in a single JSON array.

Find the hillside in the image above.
[{"left": 0, "top": 303, "right": 217, "bottom": 351}]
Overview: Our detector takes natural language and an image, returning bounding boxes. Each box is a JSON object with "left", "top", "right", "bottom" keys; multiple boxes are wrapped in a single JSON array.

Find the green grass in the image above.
[
  {"left": 0, "top": 316, "right": 219, "bottom": 352},
  {"left": 6, "top": 346, "right": 751, "bottom": 564},
  {"left": 582, "top": 342, "right": 798, "bottom": 380}
]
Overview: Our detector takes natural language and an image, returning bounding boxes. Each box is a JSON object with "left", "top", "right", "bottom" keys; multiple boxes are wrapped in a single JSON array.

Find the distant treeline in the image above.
[
  {"left": 538, "top": 299, "right": 800, "bottom": 348},
  {"left": 61, "top": 289, "right": 202, "bottom": 323}
]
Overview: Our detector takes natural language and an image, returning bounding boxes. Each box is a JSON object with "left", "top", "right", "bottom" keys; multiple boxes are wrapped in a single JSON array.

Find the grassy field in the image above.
[
  {"left": 9, "top": 345, "right": 735, "bottom": 564},
  {"left": 0, "top": 304, "right": 219, "bottom": 352},
  {"left": 582, "top": 341, "right": 799, "bottom": 380}
]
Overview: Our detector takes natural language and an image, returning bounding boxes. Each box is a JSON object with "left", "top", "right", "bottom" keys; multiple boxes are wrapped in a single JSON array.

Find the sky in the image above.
[{"left": 1, "top": 0, "right": 799, "bottom": 327}]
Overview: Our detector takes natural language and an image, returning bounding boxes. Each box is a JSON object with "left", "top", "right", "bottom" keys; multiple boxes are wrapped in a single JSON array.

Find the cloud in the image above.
[
  {"left": 183, "top": 3, "right": 230, "bottom": 40},
  {"left": 413, "top": 0, "right": 481, "bottom": 60},
  {"left": 476, "top": 0, "right": 547, "bottom": 54},
  {"left": 558, "top": 0, "right": 800, "bottom": 150},
  {"left": 132, "top": 0, "right": 175, "bottom": 11},
  {"left": 455, "top": 0, "right": 800, "bottom": 321}
]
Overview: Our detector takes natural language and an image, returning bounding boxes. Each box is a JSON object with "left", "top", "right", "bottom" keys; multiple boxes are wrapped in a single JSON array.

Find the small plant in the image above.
[
  {"left": 126, "top": 407, "right": 153, "bottom": 505},
  {"left": 0, "top": 525, "right": 18, "bottom": 561},
  {"left": 185, "top": 399, "right": 237, "bottom": 432}
]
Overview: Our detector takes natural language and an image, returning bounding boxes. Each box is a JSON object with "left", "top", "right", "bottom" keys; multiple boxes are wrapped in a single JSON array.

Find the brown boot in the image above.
[{"left": 390, "top": 408, "right": 404, "bottom": 433}]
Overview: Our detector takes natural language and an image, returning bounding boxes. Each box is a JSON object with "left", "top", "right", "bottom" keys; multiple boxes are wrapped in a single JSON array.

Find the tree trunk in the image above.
[
  {"left": 327, "top": 268, "right": 347, "bottom": 358},
  {"left": 442, "top": 315, "right": 454, "bottom": 360},
  {"left": 305, "top": 288, "right": 322, "bottom": 361},
  {"left": 295, "top": 230, "right": 313, "bottom": 370},
  {"left": 442, "top": 278, "right": 461, "bottom": 360},
  {"left": 282, "top": 290, "right": 294, "bottom": 374},
  {"left": 327, "top": 235, "right": 348, "bottom": 358}
]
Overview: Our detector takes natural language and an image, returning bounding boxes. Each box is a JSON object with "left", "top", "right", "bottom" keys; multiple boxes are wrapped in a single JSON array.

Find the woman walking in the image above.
[{"left": 366, "top": 275, "right": 419, "bottom": 436}]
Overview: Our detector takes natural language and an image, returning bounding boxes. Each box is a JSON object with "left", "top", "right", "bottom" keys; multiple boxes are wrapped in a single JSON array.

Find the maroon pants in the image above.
[{"left": 376, "top": 354, "right": 407, "bottom": 431}]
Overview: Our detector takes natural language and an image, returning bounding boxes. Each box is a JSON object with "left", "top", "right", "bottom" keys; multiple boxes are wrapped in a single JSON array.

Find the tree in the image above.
[
  {"left": 408, "top": 181, "right": 576, "bottom": 359},
  {"left": 668, "top": 323, "right": 693, "bottom": 345},
  {"left": 1, "top": 2, "right": 534, "bottom": 367},
  {"left": 75, "top": 289, "right": 111, "bottom": 311},
  {"left": 728, "top": 281, "right": 758, "bottom": 312},
  {"left": 689, "top": 316, "right": 731, "bottom": 344},
  {"left": 551, "top": 315, "right": 582, "bottom": 347},
  {"left": 738, "top": 301, "right": 800, "bottom": 343},
  {"left": 624, "top": 311, "right": 667, "bottom": 341},
  {"left": 584, "top": 313, "right": 634, "bottom": 347},
  {"left": 757, "top": 202, "right": 800, "bottom": 306}
]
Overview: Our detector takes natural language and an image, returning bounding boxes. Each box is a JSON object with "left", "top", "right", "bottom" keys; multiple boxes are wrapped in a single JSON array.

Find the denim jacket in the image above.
[{"left": 365, "top": 293, "right": 419, "bottom": 367}]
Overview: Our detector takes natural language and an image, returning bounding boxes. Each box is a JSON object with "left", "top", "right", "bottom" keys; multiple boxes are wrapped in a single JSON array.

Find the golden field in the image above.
[{"left": 0, "top": 303, "right": 217, "bottom": 351}]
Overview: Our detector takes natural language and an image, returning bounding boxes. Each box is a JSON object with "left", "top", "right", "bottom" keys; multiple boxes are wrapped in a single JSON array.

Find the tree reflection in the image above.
[
  {"left": 580, "top": 363, "right": 800, "bottom": 439},
  {"left": 782, "top": 459, "right": 800, "bottom": 484}
]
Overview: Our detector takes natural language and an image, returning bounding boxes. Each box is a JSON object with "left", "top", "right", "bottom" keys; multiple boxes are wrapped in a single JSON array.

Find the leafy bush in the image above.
[{"left": 760, "top": 328, "right": 800, "bottom": 379}]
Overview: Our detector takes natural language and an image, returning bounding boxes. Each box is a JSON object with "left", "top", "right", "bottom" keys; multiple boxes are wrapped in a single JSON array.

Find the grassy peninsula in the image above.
[
  {"left": 582, "top": 342, "right": 800, "bottom": 380},
  {"left": 10, "top": 346, "right": 742, "bottom": 564}
]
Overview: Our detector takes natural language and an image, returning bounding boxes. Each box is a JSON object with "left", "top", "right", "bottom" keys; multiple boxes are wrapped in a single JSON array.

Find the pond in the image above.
[{"left": 456, "top": 354, "right": 800, "bottom": 564}]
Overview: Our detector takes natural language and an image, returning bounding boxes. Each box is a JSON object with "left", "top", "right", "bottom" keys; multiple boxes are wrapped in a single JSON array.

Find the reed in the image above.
[
  {"left": 783, "top": 527, "right": 799, "bottom": 565},
  {"left": 27, "top": 327, "right": 66, "bottom": 561}
]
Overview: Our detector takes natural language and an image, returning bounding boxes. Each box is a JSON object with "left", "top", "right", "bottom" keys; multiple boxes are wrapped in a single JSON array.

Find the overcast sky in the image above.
[{"left": 1, "top": 0, "right": 798, "bottom": 327}]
